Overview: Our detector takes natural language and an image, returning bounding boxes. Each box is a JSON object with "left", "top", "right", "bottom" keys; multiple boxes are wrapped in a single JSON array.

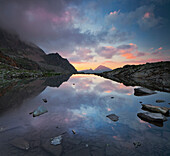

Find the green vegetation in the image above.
[{"left": 0, "top": 62, "right": 60, "bottom": 82}]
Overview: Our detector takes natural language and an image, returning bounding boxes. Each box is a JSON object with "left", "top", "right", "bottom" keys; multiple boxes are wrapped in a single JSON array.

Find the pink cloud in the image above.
[
  {"left": 143, "top": 12, "right": 151, "bottom": 19},
  {"left": 98, "top": 46, "right": 117, "bottom": 59},
  {"left": 121, "top": 53, "right": 136, "bottom": 59},
  {"left": 109, "top": 10, "right": 120, "bottom": 16},
  {"left": 158, "top": 47, "right": 163, "bottom": 50},
  {"left": 69, "top": 48, "right": 94, "bottom": 62},
  {"left": 26, "top": 7, "right": 74, "bottom": 27},
  {"left": 98, "top": 43, "right": 147, "bottom": 59}
]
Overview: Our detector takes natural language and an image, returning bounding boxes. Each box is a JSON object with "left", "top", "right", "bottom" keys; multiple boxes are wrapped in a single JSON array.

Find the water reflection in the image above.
[{"left": 0, "top": 74, "right": 170, "bottom": 156}]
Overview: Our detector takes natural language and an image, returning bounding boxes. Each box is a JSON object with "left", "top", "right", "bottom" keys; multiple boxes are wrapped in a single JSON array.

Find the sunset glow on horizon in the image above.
[{"left": 0, "top": 0, "right": 170, "bottom": 71}]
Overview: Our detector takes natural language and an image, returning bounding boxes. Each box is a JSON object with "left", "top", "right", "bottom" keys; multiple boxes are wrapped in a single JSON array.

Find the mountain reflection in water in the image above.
[{"left": 0, "top": 74, "right": 170, "bottom": 156}]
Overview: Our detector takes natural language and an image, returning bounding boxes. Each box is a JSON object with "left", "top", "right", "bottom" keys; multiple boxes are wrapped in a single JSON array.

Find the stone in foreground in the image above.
[
  {"left": 42, "top": 98, "right": 47, "bottom": 103},
  {"left": 10, "top": 138, "right": 30, "bottom": 150},
  {"left": 142, "top": 104, "right": 169, "bottom": 115},
  {"left": 156, "top": 100, "right": 165, "bottom": 103},
  {"left": 134, "top": 87, "right": 156, "bottom": 96},
  {"left": 106, "top": 114, "right": 119, "bottom": 122},
  {"left": 33, "top": 106, "right": 48, "bottom": 117},
  {"left": 51, "top": 135, "right": 62, "bottom": 145},
  {"left": 137, "top": 112, "right": 167, "bottom": 122}
]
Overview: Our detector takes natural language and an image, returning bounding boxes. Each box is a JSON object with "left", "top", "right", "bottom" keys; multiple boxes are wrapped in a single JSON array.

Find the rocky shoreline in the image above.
[
  {"left": 0, "top": 62, "right": 61, "bottom": 80},
  {"left": 96, "top": 61, "right": 170, "bottom": 92}
]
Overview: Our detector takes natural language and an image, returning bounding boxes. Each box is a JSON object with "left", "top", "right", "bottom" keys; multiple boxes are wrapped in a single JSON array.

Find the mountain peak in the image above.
[{"left": 95, "top": 65, "right": 112, "bottom": 71}]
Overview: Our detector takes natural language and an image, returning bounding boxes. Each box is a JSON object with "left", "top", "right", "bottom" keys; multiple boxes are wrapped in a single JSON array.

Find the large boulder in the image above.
[
  {"left": 141, "top": 104, "right": 169, "bottom": 115},
  {"left": 134, "top": 88, "right": 156, "bottom": 96},
  {"left": 137, "top": 112, "right": 167, "bottom": 122}
]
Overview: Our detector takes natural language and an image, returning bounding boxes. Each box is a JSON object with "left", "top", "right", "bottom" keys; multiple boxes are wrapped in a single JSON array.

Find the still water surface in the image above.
[{"left": 0, "top": 74, "right": 170, "bottom": 156}]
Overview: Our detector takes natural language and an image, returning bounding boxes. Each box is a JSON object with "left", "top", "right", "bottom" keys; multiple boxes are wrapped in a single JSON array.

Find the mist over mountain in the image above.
[{"left": 0, "top": 28, "right": 77, "bottom": 74}]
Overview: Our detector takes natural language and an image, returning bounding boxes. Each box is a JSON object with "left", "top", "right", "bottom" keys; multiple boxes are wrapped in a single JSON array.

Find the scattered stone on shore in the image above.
[
  {"left": 156, "top": 100, "right": 165, "bottom": 103},
  {"left": 72, "top": 130, "right": 76, "bottom": 134},
  {"left": 133, "top": 142, "right": 141, "bottom": 148},
  {"left": 141, "top": 104, "right": 169, "bottom": 115},
  {"left": 10, "top": 138, "right": 30, "bottom": 150},
  {"left": 32, "top": 106, "right": 48, "bottom": 117},
  {"left": 42, "top": 98, "right": 47, "bottom": 103},
  {"left": 137, "top": 112, "right": 167, "bottom": 122},
  {"left": 106, "top": 114, "right": 119, "bottom": 122},
  {"left": 51, "top": 135, "right": 62, "bottom": 145},
  {"left": 134, "top": 87, "right": 156, "bottom": 96}
]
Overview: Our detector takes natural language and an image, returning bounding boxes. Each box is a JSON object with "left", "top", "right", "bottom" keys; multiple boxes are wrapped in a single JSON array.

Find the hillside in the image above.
[
  {"left": 98, "top": 62, "right": 170, "bottom": 92},
  {"left": 0, "top": 28, "right": 77, "bottom": 74}
]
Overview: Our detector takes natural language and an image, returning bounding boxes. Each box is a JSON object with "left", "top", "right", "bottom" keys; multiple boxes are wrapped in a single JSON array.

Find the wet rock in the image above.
[
  {"left": 139, "top": 101, "right": 142, "bottom": 103},
  {"left": 111, "top": 97, "right": 114, "bottom": 99},
  {"left": 133, "top": 142, "right": 141, "bottom": 148},
  {"left": 51, "top": 135, "right": 62, "bottom": 145},
  {"left": 156, "top": 100, "right": 165, "bottom": 103},
  {"left": 42, "top": 98, "right": 47, "bottom": 103},
  {"left": 10, "top": 138, "right": 30, "bottom": 150},
  {"left": 142, "top": 104, "right": 169, "bottom": 115},
  {"left": 32, "top": 106, "right": 48, "bottom": 117},
  {"left": 134, "top": 87, "right": 156, "bottom": 96},
  {"left": 72, "top": 130, "right": 76, "bottom": 134},
  {"left": 42, "top": 140, "right": 62, "bottom": 156},
  {"left": 137, "top": 112, "right": 167, "bottom": 122},
  {"left": 106, "top": 114, "right": 119, "bottom": 122}
]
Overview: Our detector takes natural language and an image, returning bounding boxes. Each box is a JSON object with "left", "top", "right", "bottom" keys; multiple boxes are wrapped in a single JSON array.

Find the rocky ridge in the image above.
[
  {"left": 98, "top": 61, "right": 170, "bottom": 92},
  {"left": 0, "top": 28, "right": 77, "bottom": 74}
]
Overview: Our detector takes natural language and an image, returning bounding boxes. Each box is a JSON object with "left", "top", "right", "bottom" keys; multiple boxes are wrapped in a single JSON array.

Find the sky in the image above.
[{"left": 0, "top": 0, "right": 170, "bottom": 70}]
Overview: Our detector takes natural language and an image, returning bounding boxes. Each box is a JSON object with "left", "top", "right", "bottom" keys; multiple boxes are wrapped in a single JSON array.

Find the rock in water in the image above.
[
  {"left": 10, "top": 138, "right": 30, "bottom": 150},
  {"left": 134, "top": 87, "right": 156, "bottom": 96},
  {"left": 51, "top": 135, "right": 62, "bottom": 145},
  {"left": 156, "top": 100, "right": 165, "bottom": 103},
  {"left": 33, "top": 106, "right": 48, "bottom": 117},
  {"left": 42, "top": 98, "right": 47, "bottom": 103},
  {"left": 137, "top": 112, "right": 167, "bottom": 122},
  {"left": 133, "top": 142, "right": 141, "bottom": 148},
  {"left": 141, "top": 104, "right": 169, "bottom": 115},
  {"left": 72, "top": 130, "right": 76, "bottom": 134},
  {"left": 106, "top": 114, "right": 119, "bottom": 122}
]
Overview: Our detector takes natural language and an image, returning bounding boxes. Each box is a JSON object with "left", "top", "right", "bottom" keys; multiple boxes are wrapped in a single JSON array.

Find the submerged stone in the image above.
[
  {"left": 42, "top": 98, "right": 47, "bottom": 103},
  {"left": 72, "top": 130, "right": 76, "bottom": 134},
  {"left": 133, "top": 142, "right": 141, "bottom": 148},
  {"left": 51, "top": 135, "right": 62, "bottom": 145},
  {"left": 156, "top": 100, "right": 165, "bottom": 103},
  {"left": 10, "top": 138, "right": 30, "bottom": 150},
  {"left": 134, "top": 87, "right": 156, "bottom": 96},
  {"left": 142, "top": 104, "right": 169, "bottom": 115},
  {"left": 137, "top": 112, "right": 167, "bottom": 122},
  {"left": 33, "top": 106, "right": 48, "bottom": 117},
  {"left": 106, "top": 114, "right": 119, "bottom": 122}
]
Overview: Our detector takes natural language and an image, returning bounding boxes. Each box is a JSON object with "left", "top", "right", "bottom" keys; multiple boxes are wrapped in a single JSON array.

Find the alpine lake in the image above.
[{"left": 0, "top": 74, "right": 170, "bottom": 156}]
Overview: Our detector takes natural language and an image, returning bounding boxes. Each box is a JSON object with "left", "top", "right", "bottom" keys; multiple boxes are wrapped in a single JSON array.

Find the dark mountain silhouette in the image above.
[{"left": 0, "top": 28, "right": 77, "bottom": 74}]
